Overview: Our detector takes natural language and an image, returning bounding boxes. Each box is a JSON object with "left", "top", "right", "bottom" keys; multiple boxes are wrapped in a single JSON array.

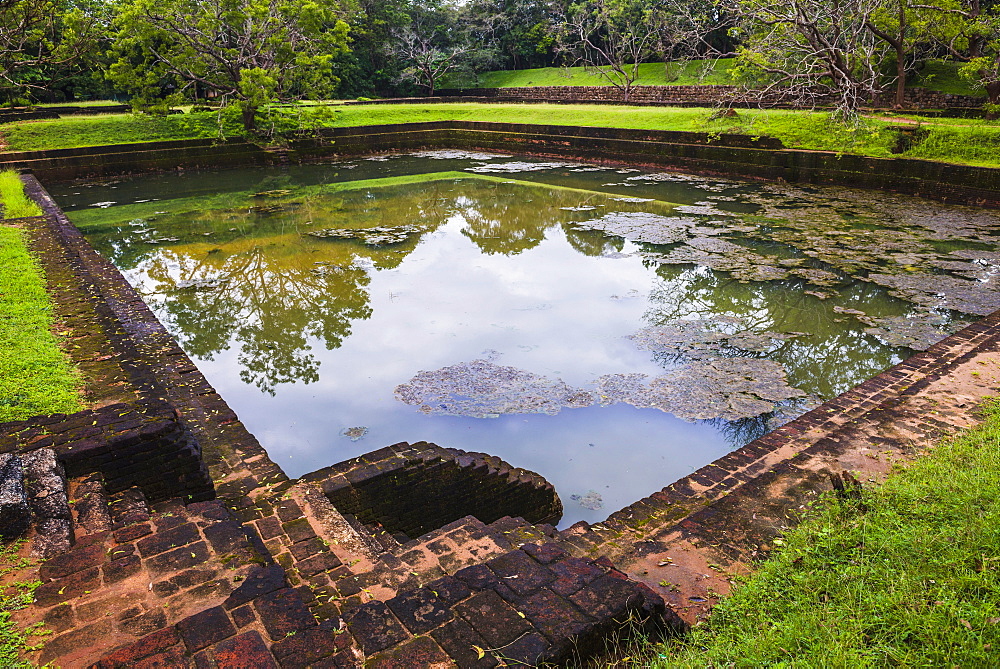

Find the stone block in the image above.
[
  {"left": 386, "top": 588, "right": 453, "bottom": 634},
  {"left": 343, "top": 601, "right": 410, "bottom": 655},
  {"left": 211, "top": 630, "right": 279, "bottom": 669},
  {"left": 430, "top": 617, "right": 498, "bottom": 668},
  {"left": 178, "top": 606, "right": 238, "bottom": 652},
  {"left": 33, "top": 565, "right": 101, "bottom": 606},
  {"left": 271, "top": 625, "right": 353, "bottom": 666},
  {"left": 520, "top": 588, "right": 592, "bottom": 644},
  {"left": 424, "top": 575, "right": 471, "bottom": 606},
  {"left": 365, "top": 635, "right": 452, "bottom": 668},
  {"left": 203, "top": 520, "right": 249, "bottom": 555},
  {"left": 548, "top": 557, "right": 605, "bottom": 596},
  {"left": 521, "top": 542, "right": 568, "bottom": 565},
  {"left": 39, "top": 542, "right": 106, "bottom": 581},
  {"left": 486, "top": 550, "right": 555, "bottom": 596},
  {"left": 146, "top": 540, "right": 210, "bottom": 575},
  {"left": 38, "top": 619, "right": 112, "bottom": 665},
  {"left": 93, "top": 626, "right": 182, "bottom": 668},
  {"left": 453, "top": 591, "right": 531, "bottom": 648},
  {"left": 224, "top": 564, "right": 288, "bottom": 610},
  {"left": 113, "top": 521, "right": 152, "bottom": 543},
  {"left": 103, "top": 554, "right": 142, "bottom": 583},
  {"left": 0, "top": 453, "right": 29, "bottom": 537},
  {"left": 494, "top": 631, "right": 549, "bottom": 666},
  {"left": 254, "top": 587, "right": 317, "bottom": 641},
  {"left": 136, "top": 522, "right": 201, "bottom": 557},
  {"left": 32, "top": 517, "right": 73, "bottom": 559},
  {"left": 568, "top": 575, "right": 643, "bottom": 620},
  {"left": 119, "top": 609, "right": 168, "bottom": 637},
  {"left": 295, "top": 551, "right": 342, "bottom": 577},
  {"left": 22, "top": 448, "right": 71, "bottom": 520},
  {"left": 231, "top": 604, "right": 256, "bottom": 628}
]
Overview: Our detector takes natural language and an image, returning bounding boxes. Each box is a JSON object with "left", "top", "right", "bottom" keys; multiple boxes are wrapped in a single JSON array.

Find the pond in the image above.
[{"left": 50, "top": 151, "right": 1000, "bottom": 527}]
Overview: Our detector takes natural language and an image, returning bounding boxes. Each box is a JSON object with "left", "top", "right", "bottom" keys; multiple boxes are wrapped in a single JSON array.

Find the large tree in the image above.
[
  {"left": 389, "top": 0, "right": 470, "bottom": 96},
  {"left": 556, "top": 0, "right": 662, "bottom": 102},
  {"left": 0, "top": 0, "right": 101, "bottom": 103},
  {"left": 733, "top": 0, "right": 891, "bottom": 117},
  {"left": 108, "top": 0, "right": 352, "bottom": 131}
]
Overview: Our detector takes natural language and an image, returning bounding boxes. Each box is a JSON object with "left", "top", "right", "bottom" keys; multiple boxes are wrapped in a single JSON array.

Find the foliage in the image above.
[
  {"left": 732, "top": 0, "right": 890, "bottom": 117},
  {"left": 0, "top": 170, "right": 41, "bottom": 218},
  {"left": 652, "top": 396, "right": 1000, "bottom": 666},
  {"left": 107, "top": 0, "right": 353, "bottom": 131},
  {"left": 555, "top": 0, "right": 663, "bottom": 101},
  {"left": 0, "top": 540, "right": 44, "bottom": 667},
  {"left": 0, "top": 0, "right": 103, "bottom": 104},
  {"left": 389, "top": 0, "right": 472, "bottom": 96},
  {"left": 0, "top": 223, "right": 82, "bottom": 422}
]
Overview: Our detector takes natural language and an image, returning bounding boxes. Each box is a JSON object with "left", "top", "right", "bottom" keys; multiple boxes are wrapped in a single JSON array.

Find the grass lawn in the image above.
[
  {"left": 444, "top": 59, "right": 737, "bottom": 88},
  {"left": 448, "top": 58, "right": 982, "bottom": 97},
  {"left": 2, "top": 103, "right": 999, "bottom": 167},
  {"left": 645, "top": 397, "right": 1000, "bottom": 666},
  {"left": 0, "top": 190, "right": 82, "bottom": 421}
]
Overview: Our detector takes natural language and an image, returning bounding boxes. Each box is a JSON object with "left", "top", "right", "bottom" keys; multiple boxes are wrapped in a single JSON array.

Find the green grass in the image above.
[
  {"left": 2, "top": 101, "right": 998, "bottom": 166},
  {"left": 651, "top": 397, "right": 1000, "bottom": 666},
  {"left": 0, "top": 112, "right": 224, "bottom": 151},
  {"left": 449, "top": 58, "right": 980, "bottom": 96},
  {"left": 0, "top": 540, "right": 45, "bottom": 667},
  {"left": 0, "top": 171, "right": 41, "bottom": 218},
  {"left": 444, "top": 59, "right": 737, "bottom": 88},
  {"left": 910, "top": 60, "right": 981, "bottom": 97},
  {"left": 0, "top": 225, "right": 82, "bottom": 422}
]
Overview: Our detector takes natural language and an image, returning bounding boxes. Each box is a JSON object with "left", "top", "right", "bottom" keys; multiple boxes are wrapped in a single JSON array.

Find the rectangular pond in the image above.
[{"left": 50, "top": 151, "right": 1000, "bottom": 526}]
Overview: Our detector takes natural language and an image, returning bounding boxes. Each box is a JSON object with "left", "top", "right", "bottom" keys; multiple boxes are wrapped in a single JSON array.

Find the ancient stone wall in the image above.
[
  {"left": 300, "top": 442, "right": 563, "bottom": 540},
  {"left": 8, "top": 122, "right": 997, "bottom": 208},
  {"left": 4, "top": 135, "right": 1000, "bottom": 665},
  {"left": 0, "top": 402, "right": 211, "bottom": 504},
  {"left": 435, "top": 84, "right": 985, "bottom": 109}
]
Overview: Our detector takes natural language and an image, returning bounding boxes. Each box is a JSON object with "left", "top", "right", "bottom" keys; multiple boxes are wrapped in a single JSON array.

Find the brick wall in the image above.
[
  {"left": 0, "top": 402, "right": 212, "bottom": 503},
  {"left": 300, "top": 442, "right": 563, "bottom": 540},
  {"left": 436, "top": 84, "right": 985, "bottom": 109}
]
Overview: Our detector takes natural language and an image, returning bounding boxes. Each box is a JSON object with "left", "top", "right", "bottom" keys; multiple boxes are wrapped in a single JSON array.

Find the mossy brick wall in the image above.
[
  {"left": 4, "top": 138, "right": 276, "bottom": 181},
  {"left": 300, "top": 442, "right": 563, "bottom": 540},
  {"left": 436, "top": 84, "right": 984, "bottom": 108},
  {"left": 7, "top": 121, "right": 1000, "bottom": 208},
  {"left": 0, "top": 402, "right": 212, "bottom": 503}
]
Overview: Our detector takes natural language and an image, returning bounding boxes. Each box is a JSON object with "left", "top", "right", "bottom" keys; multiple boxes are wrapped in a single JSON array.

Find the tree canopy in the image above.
[{"left": 0, "top": 0, "right": 997, "bottom": 124}]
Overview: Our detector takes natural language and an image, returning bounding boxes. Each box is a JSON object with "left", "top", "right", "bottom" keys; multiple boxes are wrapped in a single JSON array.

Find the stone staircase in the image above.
[{"left": 13, "top": 469, "right": 273, "bottom": 667}]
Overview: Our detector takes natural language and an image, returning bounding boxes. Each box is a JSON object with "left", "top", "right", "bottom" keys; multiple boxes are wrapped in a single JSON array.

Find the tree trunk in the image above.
[
  {"left": 894, "top": 43, "right": 906, "bottom": 108},
  {"left": 987, "top": 80, "right": 1000, "bottom": 105},
  {"left": 242, "top": 105, "right": 256, "bottom": 132}
]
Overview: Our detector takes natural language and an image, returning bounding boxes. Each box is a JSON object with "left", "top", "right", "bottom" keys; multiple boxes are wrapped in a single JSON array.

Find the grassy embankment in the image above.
[
  {"left": 2, "top": 103, "right": 1000, "bottom": 167},
  {"left": 0, "top": 170, "right": 78, "bottom": 663},
  {"left": 452, "top": 58, "right": 980, "bottom": 96},
  {"left": 638, "top": 396, "right": 1000, "bottom": 666},
  {"left": 0, "top": 170, "right": 82, "bottom": 423}
]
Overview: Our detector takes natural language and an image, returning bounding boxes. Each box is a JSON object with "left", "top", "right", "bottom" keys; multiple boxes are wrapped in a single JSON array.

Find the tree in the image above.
[
  {"left": 463, "top": 0, "right": 559, "bottom": 71},
  {"left": 733, "top": 0, "right": 891, "bottom": 117},
  {"left": 389, "top": 0, "right": 469, "bottom": 96},
  {"left": 108, "top": 0, "right": 352, "bottom": 131},
  {"left": 866, "top": 0, "right": 938, "bottom": 107},
  {"left": 0, "top": 0, "right": 101, "bottom": 103},
  {"left": 651, "top": 0, "right": 736, "bottom": 82},
  {"left": 556, "top": 0, "right": 662, "bottom": 102},
  {"left": 916, "top": 0, "right": 1000, "bottom": 103}
]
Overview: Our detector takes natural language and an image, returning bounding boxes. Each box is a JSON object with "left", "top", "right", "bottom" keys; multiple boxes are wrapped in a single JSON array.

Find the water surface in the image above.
[{"left": 52, "top": 152, "right": 1000, "bottom": 526}]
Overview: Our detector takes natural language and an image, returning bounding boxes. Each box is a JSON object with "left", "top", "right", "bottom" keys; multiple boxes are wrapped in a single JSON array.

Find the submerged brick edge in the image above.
[{"left": 2, "top": 157, "right": 999, "bottom": 664}]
